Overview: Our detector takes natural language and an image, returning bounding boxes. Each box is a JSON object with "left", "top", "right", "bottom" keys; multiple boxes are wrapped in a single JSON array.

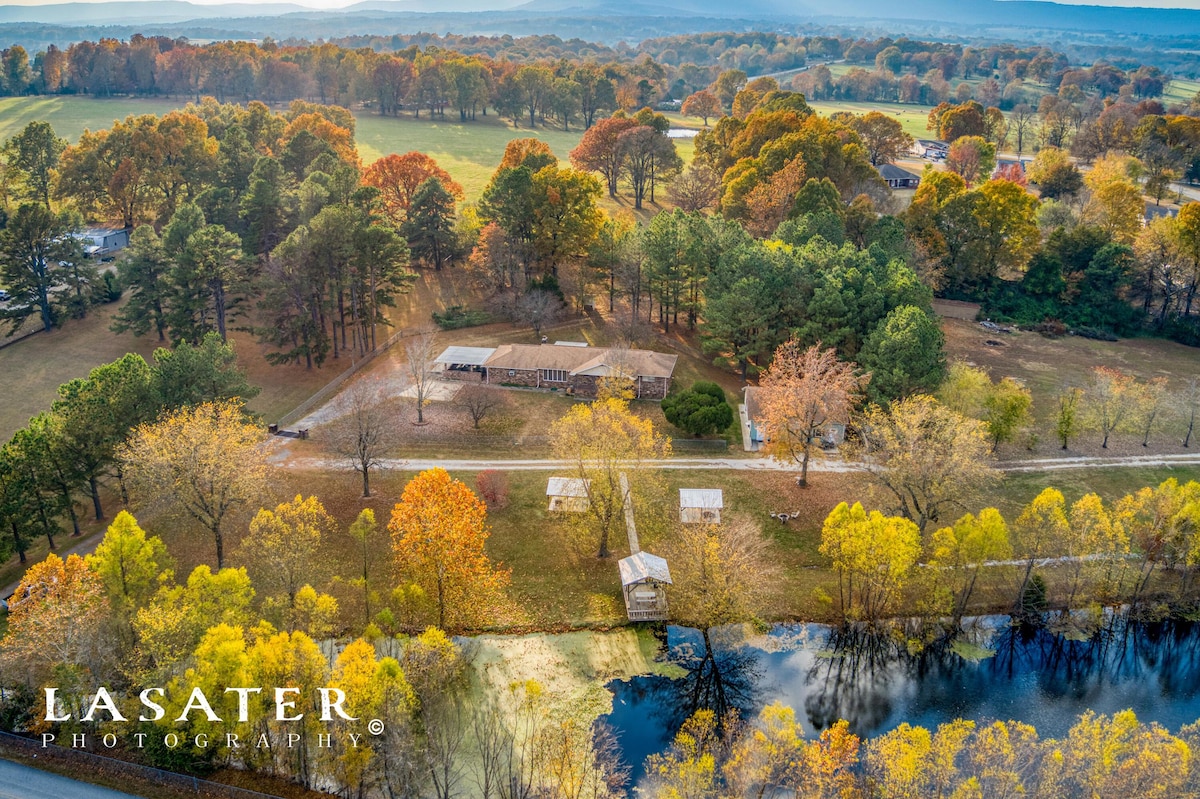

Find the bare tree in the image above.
[
  {"left": 405, "top": 330, "right": 440, "bottom": 424},
  {"left": 518, "top": 289, "right": 563, "bottom": 340},
  {"left": 325, "top": 378, "right": 396, "bottom": 497},
  {"left": 667, "top": 162, "right": 723, "bottom": 213},
  {"left": 1179, "top": 377, "right": 1199, "bottom": 448},
  {"left": 1009, "top": 104, "right": 1037, "bottom": 157},
  {"left": 454, "top": 384, "right": 508, "bottom": 429}
]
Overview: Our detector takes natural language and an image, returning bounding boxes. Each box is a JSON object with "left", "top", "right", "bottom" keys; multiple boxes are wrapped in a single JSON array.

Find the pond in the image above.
[{"left": 602, "top": 615, "right": 1200, "bottom": 782}]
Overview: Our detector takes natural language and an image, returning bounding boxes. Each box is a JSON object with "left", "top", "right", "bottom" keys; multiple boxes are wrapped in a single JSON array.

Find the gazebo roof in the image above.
[{"left": 618, "top": 552, "right": 672, "bottom": 587}]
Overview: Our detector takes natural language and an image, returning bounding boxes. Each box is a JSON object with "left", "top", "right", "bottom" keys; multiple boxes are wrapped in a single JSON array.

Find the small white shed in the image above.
[
  {"left": 546, "top": 477, "right": 590, "bottom": 512},
  {"left": 618, "top": 551, "right": 672, "bottom": 621},
  {"left": 679, "top": 488, "right": 723, "bottom": 524}
]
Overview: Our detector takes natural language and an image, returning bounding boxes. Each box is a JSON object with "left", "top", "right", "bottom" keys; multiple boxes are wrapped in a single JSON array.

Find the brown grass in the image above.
[{"left": 942, "top": 316, "right": 1200, "bottom": 458}]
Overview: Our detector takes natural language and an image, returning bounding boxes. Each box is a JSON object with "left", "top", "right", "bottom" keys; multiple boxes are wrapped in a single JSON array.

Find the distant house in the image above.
[
  {"left": 912, "top": 139, "right": 949, "bottom": 159},
  {"left": 74, "top": 227, "right": 129, "bottom": 258},
  {"left": 435, "top": 342, "right": 678, "bottom": 400},
  {"left": 743, "top": 386, "right": 768, "bottom": 447},
  {"left": 546, "top": 477, "right": 590, "bottom": 512},
  {"left": 1144, "top": 202, "right": 1179, "bottom": 226},
  {"left": 992, "top": 158, "right": 1032, "bottom": 179},
  {"left": 679, "top": 489, "right": 723, "bottom": 524},
  {"left": 877, "top": 163, "right": 921, "bottom": 190},
  {"left": 618, "top": 551, "right": 671, "bottom": 621}
]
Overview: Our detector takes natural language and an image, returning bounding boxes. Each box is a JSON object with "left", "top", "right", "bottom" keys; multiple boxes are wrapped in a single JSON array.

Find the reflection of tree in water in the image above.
[
  {"left": 802, "top": 614, "right": 1200, "bottom": 737},
  {"left": 633, "top": 626, "right": 762, "bottom": 735},
  {"left": 804, "top": 624, "right": 916, "bottom": 734},
  {"left": 990, "top": 613, "right": 1200, "bottom": 700}
]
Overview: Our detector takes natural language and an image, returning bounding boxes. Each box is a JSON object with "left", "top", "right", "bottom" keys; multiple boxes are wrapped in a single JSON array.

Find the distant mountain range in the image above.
[{"left": 1, "top": 0, "right": 1199, "bottom": 51}]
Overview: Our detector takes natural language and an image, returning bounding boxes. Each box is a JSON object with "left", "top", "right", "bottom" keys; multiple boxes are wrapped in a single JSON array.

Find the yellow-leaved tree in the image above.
[
  {"left": 236, "top": 494, "right": 336, "bottom": 624},
  {"left": 1013, "top": 487, "right": 1070, "bottom": 618},
  {"left": 859, "top": 394, "right": 997, "bottom": 534},
  {"left": 820, "top": 502, "right": 922, "bottom": 623},
  {"left": 327, "top": 637, "right": 415, "bottom": 796},
  {"left": 120, "top": 400, "right": 271, "bottom": 568},
  {"left": 928, "top": 508, "right": 1012, "bottom": 627},
  {"left": 86, "top": 510, "right": 170, "bottom": 650},
  {"left": 389, "top": 468, "right": 510, "bottom": 630},
  {"left": 133, "top": 564, "right": 255, "bottom": 681},
  {"left": 549, "top": 398, "right": 671, "bottom": 558}
]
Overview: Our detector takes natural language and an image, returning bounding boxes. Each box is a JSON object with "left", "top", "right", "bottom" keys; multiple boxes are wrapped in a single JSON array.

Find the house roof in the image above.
[
  {"left": 916, "top": 138, "right": 949, "bottom": 148},
  {"left": 743, "top": 386, "right": 763, "bottom": 422},
  {"left": 546, "top": 477, "right": 589, "bottom": 498},
  {"left": 680, "top": 488, "right": 724, "bottom": 509},
  {"left": 1144, "top": 203, "right": 1178, "bottom": 221},
  {"left": 618, "top": 551, "right": 673, "bottom": 587},
  {"left": 435, "top": 346, "right": 496, "bottom": 366},
  {"left": 483, "top": 344, "right": 678, "bottom": 379},
  {"left": 877, "top": 164, "right": 920, "bottom": 181}
]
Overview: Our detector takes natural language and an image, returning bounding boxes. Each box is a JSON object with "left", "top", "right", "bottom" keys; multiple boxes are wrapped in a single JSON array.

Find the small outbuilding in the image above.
[
  {"left": 679, "top": 488, "right": 724, "bottom": 524},
  {"left": 546, "top": 477, "right": 590, "bottom": 512},
  {"left": 618, "top": 551, "right": 672, "bottom": 621},
  {"left": 75, "top": 227, "right": 129, "bottom": 258}
]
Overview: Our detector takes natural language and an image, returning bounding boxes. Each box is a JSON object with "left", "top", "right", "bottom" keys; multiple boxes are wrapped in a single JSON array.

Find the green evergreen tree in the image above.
[{"left": 401, "top": 177, "right": 457, "bottom": 269}]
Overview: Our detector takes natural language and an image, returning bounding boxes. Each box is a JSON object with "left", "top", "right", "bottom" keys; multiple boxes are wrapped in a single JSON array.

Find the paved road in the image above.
[{"left": 0, "top": 759, "right": 146, "bottom": 799}]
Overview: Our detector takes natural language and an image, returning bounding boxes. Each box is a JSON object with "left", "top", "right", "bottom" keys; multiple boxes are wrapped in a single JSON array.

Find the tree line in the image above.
[
  {"left": 0, "top": 336, "right": 257, "bottom": 564},
  {"left": 646, "top": 703, "right": 1200, "bottom": 799}
]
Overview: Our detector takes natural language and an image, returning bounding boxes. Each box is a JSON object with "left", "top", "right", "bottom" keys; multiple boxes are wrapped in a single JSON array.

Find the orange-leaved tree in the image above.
[
  {"left": 0, "top": 553, "right": 108, "bottom": 689},
  {"left": 758, "top": 340, "right": 867, "bottom": 487},
  {"left": 362, "top": 152, "right": 463, "bottom": 225},
  {"left": 388, "top": 467, "right": 509, "bottom": 630}
]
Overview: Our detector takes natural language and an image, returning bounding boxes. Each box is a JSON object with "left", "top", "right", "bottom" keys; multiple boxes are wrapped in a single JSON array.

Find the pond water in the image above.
[{"left": 602, "top": 615, "right": 1200, "bottom": 781}]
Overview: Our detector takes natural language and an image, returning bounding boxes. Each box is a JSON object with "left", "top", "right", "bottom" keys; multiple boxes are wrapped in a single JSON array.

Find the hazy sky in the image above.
[{"left": 2, "top": 0, "right": 1197, "bottom": 7}]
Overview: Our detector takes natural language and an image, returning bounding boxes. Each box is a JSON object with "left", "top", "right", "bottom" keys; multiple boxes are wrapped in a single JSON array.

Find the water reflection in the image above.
[{"left": 604, "top": 614, "right": 1200, "bottom": 783}]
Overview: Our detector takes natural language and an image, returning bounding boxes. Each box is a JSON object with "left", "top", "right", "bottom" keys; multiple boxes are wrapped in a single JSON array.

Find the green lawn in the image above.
[
  {"left": 807, "top": 100, "right": 933, "bottom": 138},
  {"left": 0, "top": 96, "right": 593, "bottom": 202},
  {"left": 1165, "top": 78, "right": 1200, "bottom": 106},
  {"left": 356, "top": 112, "right": 587, "bottom": 200},
  {"left": 0, "top": 95, "right": 190, "bottom": 143}
]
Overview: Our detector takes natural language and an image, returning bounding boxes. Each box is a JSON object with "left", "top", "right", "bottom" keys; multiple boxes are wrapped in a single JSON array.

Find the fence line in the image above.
[
  {"left": 274, "top": 325, "right": 435, "bottom": 430},
  {"left": 0, "top": 730, "right": 295, "bottom": 799}
]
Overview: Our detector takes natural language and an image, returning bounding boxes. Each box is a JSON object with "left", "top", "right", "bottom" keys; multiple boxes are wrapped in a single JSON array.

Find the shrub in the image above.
[
  {"left": 433, "top": 305, "right": 492, "bottom": 330},
  {"left": 476, "top": 469, "right": 510, "bottom": 509},
  {"left": 662, "top": 381, "right": 734, "bottom": 437}
]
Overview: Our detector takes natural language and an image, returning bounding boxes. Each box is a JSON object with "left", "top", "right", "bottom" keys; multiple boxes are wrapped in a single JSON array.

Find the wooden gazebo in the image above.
[{"left": 618, "top": 552, "right": 671, "bottom": 621}]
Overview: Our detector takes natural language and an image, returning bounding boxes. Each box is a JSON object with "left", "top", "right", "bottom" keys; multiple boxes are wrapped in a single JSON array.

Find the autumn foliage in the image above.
[
  {"left": 388, "top": 467, "right": 509, "bottom": 630},
  {"left": 363, "top": 151, "right": 463, "bottom": 224},
  {"left": 0, "top": 553, "right": 107, "bottom": 685}
]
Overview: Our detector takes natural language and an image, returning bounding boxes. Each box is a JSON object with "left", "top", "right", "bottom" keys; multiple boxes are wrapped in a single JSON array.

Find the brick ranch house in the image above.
[{"left": 435, "top": 343, "right": 678, "bottom": 400}]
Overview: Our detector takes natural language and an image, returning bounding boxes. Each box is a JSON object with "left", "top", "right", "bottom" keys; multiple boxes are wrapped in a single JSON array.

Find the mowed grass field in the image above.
[
  {"left": 807, "top": 100, "right": 933, "bottom": 138},
  {"left": 1165, "top": 78, "right": 1200, "bottom": 106}
]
